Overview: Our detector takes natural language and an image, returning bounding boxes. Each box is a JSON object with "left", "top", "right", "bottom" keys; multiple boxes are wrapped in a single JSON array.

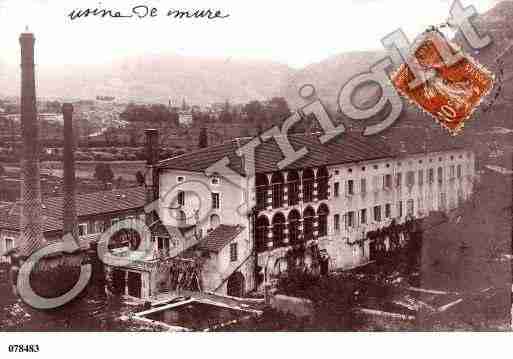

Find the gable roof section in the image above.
[
  {"left": 0, "top": 187, "right": 146, "bottom": 232},
  {"left": 0, "top": 209, "right": 63, "bottom": 233},
  {"left": 197, "top": 224, "right": 244, "bottom": 253},
  {"left": 10, "top": 187, "right": 146, "bottom": 220},
  {"left": 159, "top": 132, "right": 395, "bottom": 175}
]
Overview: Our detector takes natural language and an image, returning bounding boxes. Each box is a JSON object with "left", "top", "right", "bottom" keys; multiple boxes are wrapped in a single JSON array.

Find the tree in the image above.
[
  {"left": 269, "top": 97, "right": 292, "bottom": 124},
  {"left": 219, "top": 108, "right": 233, "bottom": 124},
  {"left": 198, "top": 127, "right": 208, "bottom": 148},
  {"left": 135, "top": 171, "right": 145, "bottom": 186},
  {"left": 244, "top": 100, "right": 264, "bottom": 118},
  {"left": 94, "top": 163, "right": 114, "bottom": 188}
]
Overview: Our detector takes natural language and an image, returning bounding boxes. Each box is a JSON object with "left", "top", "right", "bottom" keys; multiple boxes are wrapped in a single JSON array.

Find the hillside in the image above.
[
  {"left": 279, "top": 0, "right": 513, "bottom": 132},
  {"left": 0, "top": 1, "right": 511, "bottom": 115},
  {"left": 0, "top": 54, "right": 293, "bottom": 105}
]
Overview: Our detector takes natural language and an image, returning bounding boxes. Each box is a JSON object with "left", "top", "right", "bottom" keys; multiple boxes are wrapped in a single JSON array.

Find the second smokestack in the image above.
[{"left": 62, "top": 103, "right": 78, "bottom": 242}]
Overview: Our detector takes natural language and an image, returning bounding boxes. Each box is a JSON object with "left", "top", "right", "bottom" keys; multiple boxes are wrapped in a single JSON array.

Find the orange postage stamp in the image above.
[{"left": 391, "top": 30, "right": 494, "bottom": 136}]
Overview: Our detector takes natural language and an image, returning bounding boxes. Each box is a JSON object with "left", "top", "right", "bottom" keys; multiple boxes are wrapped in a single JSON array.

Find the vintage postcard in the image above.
[{"left": 0, "top": 0, "right": 512, "bottom": 353}]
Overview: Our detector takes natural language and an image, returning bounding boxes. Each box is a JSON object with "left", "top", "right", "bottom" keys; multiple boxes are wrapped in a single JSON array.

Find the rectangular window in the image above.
[
  {"left": 78, "top": 223, "right": 87, "bottom": 237},
  {"left": 178, "top": 191, "right": 185, "bottom": 206},
  {"left": 347, "top": 180, "right": 354, "bottom": 195},
  {"left": 450, "top": 165, "right": 455, "bottom": 179},
  {"left": 418, "top": 170, "right": 424, "bottom": 186},
  {"left": 334, "top": 214, "right": 340, "bottom": 232},
  {"left": 346, "top": 211, "right": 355, "bottom": 228},
  {"left": 457, "top": 164, "right": 462, "bottom": 178},
  {"left": 437, "top": 167, "right": 444, "bottom": 184},
  {"left": 407, "top": 171, "right": 415, "bottom": 186},
  {"left": 5, "top": 238, "right": 14, "bottom": 251},
  {"left": 334, "top": 182, "right": 340, "bottom": 197},
  {"left": 439, "top": 192, "right": 447, "bottom": 210},
  {"left": 397, "top": 201, "right": 403, "bottom": 217},
  {"left": 385, "top": 203, "right": 391, "bottom": 218},
  {"left": 372, "top": 176, "right": 380, "bottom": 191},
  {"left": 360, "top": 209, "right": 367, "bottom": 224},
  {"left": 94, "top": 220, "right": 105, "bottom": 233},
  {"left": 360, "top": 178, "right": 367, "bottom": 194},
  {"left": 395, "top": 172, "right": 402, "bottom": 187},
  {"left": 457, "top": 189, "right": 464, "bottom": 205},
  {"left": 230, "top": 242, "right": 238, "bottom": 262},
  {"left": 256, "top": 186, "right": 267, "bottom": 210},
  {"left": 373, "top": 205, "right": 381, "bottom": 222},
  {"left": 417, "top": 196, "right": 423, "bottom": 212},
  {"left": 212, "top": 192, "right": 220, "bottom": 209},
  {"left": 383, "top": 174, "right": 392, "bottom": 189},
  {"left": 428, "top": 168, "right": 434, "bottom": 183},
  {"left": 157, "top": 237, "right": 170, "bottom": 256},
  {"left": 288, "top": 180, "right": 299, "bottom": 206},
  {"left": 272, "top": 182, "right": 283, "bottom": 208},
  {"left": 87, "top": 221, "right": 95, "bottom": 234},
  {"left": 407, "top": 199, "right": 414, "bottom": 216}
]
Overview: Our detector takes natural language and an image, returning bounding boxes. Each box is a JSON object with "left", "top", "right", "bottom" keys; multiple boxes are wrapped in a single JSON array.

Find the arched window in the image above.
[
  {"left": 303, "top": 169, "right": 314, "bottom": 203},
  {"left": 210, "top": 214, "right": 220, "bottom": 229},
  {"left": 287, "top": 170, "right": 299, "bottom": 206},
  {"left": 317, "top": 204, "right": 329, "bottom": 237},
  {"left": 255, "top": 216, "right": 270, "bottom": 253},
  {"left": 272, "top": 212, "right": 286, "bottom": 247},
  {"left": 317, "top": 167, "right": 329, "bottom": 200},
  {"left": 288, "top": 209, "right": 301, "bottom": 245},
  {"left": 256, "top": 174, "right": 269, "bottom": 211},
  {"left": 303, "top": 206, "right": 315, "bottom": 241},
  {"left": 271, "top": 172, "right": 284, "bottom": 209}
]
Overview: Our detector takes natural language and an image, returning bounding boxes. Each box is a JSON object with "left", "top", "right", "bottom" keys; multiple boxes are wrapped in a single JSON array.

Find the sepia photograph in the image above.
[{"left": 0, "top": 0, "right": 511, "bottom": 348}]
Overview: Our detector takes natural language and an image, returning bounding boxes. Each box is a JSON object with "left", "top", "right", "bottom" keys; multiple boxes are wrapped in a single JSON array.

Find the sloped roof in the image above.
[
  {"left": 0, "top": 210, "right": 63, "bottom": 233},
  {"left": 197, "top": 224, "right": 244, "bottom": 253},
  {"left": 0, "top": 187, "right": 146, "bottom": 232},
  {"left": 151, "top": 221, "right": 196, "bottom": 239},
  {"left": 377, "top": 126, "right": 468, "bottom": 156},
  {"left": 159, "top": 132, "right": 395, "bottom": 175},
  {"left": 9, "top": 187, "right": 146, "bottom": 220}
]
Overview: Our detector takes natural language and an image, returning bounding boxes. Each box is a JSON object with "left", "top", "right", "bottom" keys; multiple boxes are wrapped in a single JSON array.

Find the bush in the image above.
[{"left": 276, "top": 270, "right": 357, "bottom": 330}]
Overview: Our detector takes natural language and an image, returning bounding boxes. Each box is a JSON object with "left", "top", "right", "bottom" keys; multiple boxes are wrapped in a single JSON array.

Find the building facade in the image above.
[
  {"left": 0, "top": 187, "right": 147, "bottom": 263},
  {"left": 156, "top": 132, "right": 477, "bottom": 296},
  {"left": 0, "top": 132, "right": 477, "bottom": 299}
]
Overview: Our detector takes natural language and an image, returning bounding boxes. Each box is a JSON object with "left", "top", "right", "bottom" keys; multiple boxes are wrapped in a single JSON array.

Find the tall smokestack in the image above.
[
  {"left": 62, "top": 103, "right": 78, "bottom": 242},
  {"left": 19, "top": 30, "right": 45, "bottom": 257},
  {"left": 145, "top": 129, "right": 159, "bottom": 225}
]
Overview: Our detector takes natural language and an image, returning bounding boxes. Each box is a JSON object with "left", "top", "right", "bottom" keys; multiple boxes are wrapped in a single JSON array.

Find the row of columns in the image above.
[
  {"left": 256, "top": 206, "right": 329, "bottom": 252},
  {"left": 266, "top": 217, "right": 320, "bottom": 247},
  {"left": 257, "top": 168, "right": 329, "bottom": 210}
]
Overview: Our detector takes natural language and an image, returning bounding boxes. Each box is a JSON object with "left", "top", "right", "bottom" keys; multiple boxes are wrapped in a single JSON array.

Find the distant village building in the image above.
[{"left": 178, "top": 111, "right": 193, "bottom": 126}]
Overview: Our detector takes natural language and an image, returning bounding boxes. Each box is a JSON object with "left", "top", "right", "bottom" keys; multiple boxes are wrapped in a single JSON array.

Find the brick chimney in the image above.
[
  {"left": 144, "top": 129, "right": 159, "bottom": 225},
  {"left": 62, "top": 103, "right": 78, "bottom": 242},
  {"left": 19, "top": 31, "right": 45, "bottom": 257}
]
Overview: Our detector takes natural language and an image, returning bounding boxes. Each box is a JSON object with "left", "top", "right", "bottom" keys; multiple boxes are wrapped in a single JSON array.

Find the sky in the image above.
[{"left": 0, "top": 0, "right": 502, "bottom": 69}]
